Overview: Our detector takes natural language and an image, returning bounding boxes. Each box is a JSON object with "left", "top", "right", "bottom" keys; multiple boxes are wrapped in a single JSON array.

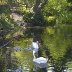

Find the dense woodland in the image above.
[{"left": 0, "top": 0, "right": 72, "bottom": 72}]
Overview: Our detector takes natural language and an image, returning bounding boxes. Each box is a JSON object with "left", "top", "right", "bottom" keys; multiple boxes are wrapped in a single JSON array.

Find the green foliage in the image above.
[
  {"left": 41, "top": 1, "right": 72, "bottom": 71},
  {"left": 23, "top": 13, "right": 34, "bottom": 22},
  {"left": 0, "top": 19, "right": 11, "bottom": 29},
  {"left": 0, "top": 0, "right": 72, "bottom": 71},
  {"left": 0, "top": 5, "right": 10, "bottom": 14},
  {"left": 43, "top": 0, "right": 68, "bottom": 15},
  {"left": 67, "top": 0, "right": 72, "bottom": 3},
  {"left": 0, "top": 52, "right": 6, "bottom": 72}
]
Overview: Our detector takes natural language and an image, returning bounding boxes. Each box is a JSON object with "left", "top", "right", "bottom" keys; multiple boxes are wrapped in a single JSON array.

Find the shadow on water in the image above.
[
  {"left": 62, "top": 47, "right": 72, "bottom": 65},
  {"left": 54, "top": 46, "right": 72, "bottom": 72},
  {"left": 38, "top": 45, "right": 72, "bottom": 72}
]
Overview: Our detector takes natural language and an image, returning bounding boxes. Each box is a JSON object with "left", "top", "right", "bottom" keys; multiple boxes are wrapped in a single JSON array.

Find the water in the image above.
[{"left": 12, "top": 38, "right": 33, "bottom": 72}]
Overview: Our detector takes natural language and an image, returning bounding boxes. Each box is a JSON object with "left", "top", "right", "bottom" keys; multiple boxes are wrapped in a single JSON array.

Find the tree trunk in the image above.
[{"left": 33, "top": 0, "right": 41, "bottom": 14}]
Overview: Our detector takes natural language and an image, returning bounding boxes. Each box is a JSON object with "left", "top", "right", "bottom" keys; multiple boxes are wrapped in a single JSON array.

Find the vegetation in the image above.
[{"left": 0, "top": 0, "right": 72, "bottom": 72}]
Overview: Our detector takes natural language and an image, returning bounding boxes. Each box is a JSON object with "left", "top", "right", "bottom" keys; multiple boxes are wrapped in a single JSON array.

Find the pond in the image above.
[{"left": 11, "top": 38, "right": 33, "bottom": 72}]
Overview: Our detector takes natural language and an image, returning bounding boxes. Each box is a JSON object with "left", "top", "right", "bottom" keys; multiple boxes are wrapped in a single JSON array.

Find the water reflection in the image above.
[
  {"left": 12, "top": 48, "right": 33, "bottom": 72},
  {"left": 12, "top": 38, "right": 33, "bottom": 72}
]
